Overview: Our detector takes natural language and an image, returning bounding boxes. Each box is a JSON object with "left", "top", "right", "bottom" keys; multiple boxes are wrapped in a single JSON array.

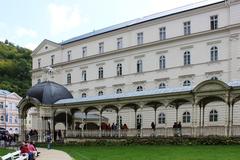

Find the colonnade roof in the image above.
[{"left": 55, "top": 80, "right": 240, "bottom": 106}]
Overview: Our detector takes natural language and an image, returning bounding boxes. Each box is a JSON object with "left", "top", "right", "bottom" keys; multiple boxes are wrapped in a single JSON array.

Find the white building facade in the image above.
[
  {"left": 0, "top": 90, "right": 21, "bottom": 134},
  {"left": 28, "top": 0, "right": 240, "bottom": 138}
]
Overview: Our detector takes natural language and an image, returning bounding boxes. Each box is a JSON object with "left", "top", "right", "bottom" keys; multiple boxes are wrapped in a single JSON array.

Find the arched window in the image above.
[
  {"left": 117, "top": 115, "right": 122, "bottom": 126},
  {"left": 210, "top": 46, "right": 218, "bottom": 61},
  {"left": 15, "top": 118, "right": 18, "bottom": 123},
  {"left": 158, "top": 113, "right": 166, "bottom": 124},
  {"left": 183, "top": 80, "right": 191, "bottom": 86},
  {"left": 0, "top": 115, "right": 4, "bottom": 121},
  {"left": 67, "top": 73, "right": 71, "bottom": 84},
  {"left": 182, "top": 112, "right": 191, "bottom": 123},
  {"left": 98, "top": 67, "right": 103, "bottom": 79},
  {"left": 159, "top": 83, "right": 166, "bottom": 89},
  {"left": 98, "top": 91, "right": 103, "bottom": 96},
  {"left": 137, "top": 114, "right": 142, "bottom": 125},
  {"left": 82, "top": 93, "right": 87, "bottom": 98},
  {"left": 209, "top": 110, "right": 218, "bottom": 122},
  {"left": 15, "top": 128, "right": 18, "bottom": 131},
  {"left": 116, "top": 88, "right": 122, "bottom": 94},
  {"left": 82, "top": 70, "right": 87, "bottom": 81},
  {"left": 159, "top": 56, "right": 166, "bottom": 69},
  {"left": 184, "top": 51, "right": 191, "bottom": 65},
  {"left": 136, "top": 86, "right": 143, "bottom": 92},
  {"left": 117, "top": 63, "right": 122, "bottom": 76},
  {"left": 9, "top": 115, "right": 12, "bottom": 124},
  {"left": 137, "top": 60, "right": 143, "bottom": 73},
  {"left": 211, "top": 76, "right": 218, "bottom": 80}
]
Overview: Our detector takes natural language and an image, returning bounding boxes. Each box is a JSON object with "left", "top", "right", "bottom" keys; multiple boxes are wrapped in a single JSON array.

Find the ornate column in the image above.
[
  {"left": 20, "top": 114, "right": 25, "bottom": 142},
  {"left": 99, "top": 110, "right": 102, "bottom": 137},
  {"left": 139, "top": 103, "right": 144, "bottom": 137},
  {"left": 191, "top": 101, "right": 197, "bottom": 137},
  {"left": 65, "top": 108, "right": 68, "bottom": 137},
  {"left": 202, "top": 105, "right": 205, "bottom": 136},
  {"left": 175, "top": 105, "right": 179, "bottom": 122},
  {"left": 199, "top": 105, "right": 202, "bottom": 136}
]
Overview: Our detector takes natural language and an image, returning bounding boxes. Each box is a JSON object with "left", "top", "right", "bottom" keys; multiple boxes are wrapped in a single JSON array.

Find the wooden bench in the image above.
[{"left": 0, "top": 150, "right": 28, "bottom": 160}]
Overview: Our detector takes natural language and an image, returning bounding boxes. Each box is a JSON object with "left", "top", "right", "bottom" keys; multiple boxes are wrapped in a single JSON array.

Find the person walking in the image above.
[
  {"left": 151, "top": 122, "right": 156, "bottom": 137},
  {"left": 46, "top": 132, "right": 52, "bottom": 150}
]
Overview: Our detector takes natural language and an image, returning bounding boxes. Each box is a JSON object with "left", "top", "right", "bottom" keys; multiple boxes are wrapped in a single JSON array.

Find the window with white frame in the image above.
[
  {"left": 117, "top": 63, "right": 122, "bottom": 76},
  {"left": 159, "top": 27, "right": 166, "bottom": 40},
  {"left": 209, "top": 110, "right": 218, "bottom": 122},
  {"left": 15, "top": 117, "right": 18, "bottom": 123},
  {"left": 67, "top": 73, "right": 71, "bottom": 84},
  {"left": 37, "top": 79, "right": 41, "bottom": 84},
  {"left": 67, "top": 50, "right": 71, "bottom": 62},
  {"left": 0, "top": 115, "right": 4, "bottom": 121},
  {"left": 184, "top": 51, "right": 191, "bottom": 65},
  {"left": 137, "top": 114, "right": 142, "bottom": 125},
  {"left": 51, "top": 55, "right": 55, "bottom": 65},
  {"left": 82, "top": 70, "right": 87, "bottom": 81},
  {"left": 158, "top": 113, "right": 166, "bottom": 124},
  {"left": 184, "top": 21, "right": 191, "bottom": 35},
  {"left": 116, "top": 88, "right": 122, "bottom": 94},
  {"left": 159, "top": 83, "right": 166, "bottom": 89},
  {"left": 137, "top": 60, "right": 143, "bottom": 73},
  {"left": 82, "top": 93, "right": 87, "bottom": 98},
  {"left": 0, "top": 102, "right": 3, "bottom": 108},
  {"left": 136, "top": 86, "right": 143, "bottom": 92},
  {"left": 98, "top": 91, "right": 103, "bottom": 96},
  {"left": 159, "top": 55, "right": 166, "bottom": 69},
  {"left": 117, "top": 115, "right": 122, "bottom": 126},
  {"left": 210, "top": 46, "right": 218, "bottom": 61},
  {"left": 99, "top": 42, "right": 104, "bottom": 53},
  {"left": 9, "top": 115, "right": 12, "bottom": 124},
  {"left": 210, "top": 15, "right": 218, "bottom": 30},
  {"left": 37, "top": 59, "right": 41, "bottom": 68},
  {"left": 98, "top": 67, "right": 103, "bottom": 79},
  {"left": 82, "top": 46, "right": 87, "bottom": 57},
  {"left": 183, "top": 80, "right": 191, "bottom": 86},
  {"left": 117, "top": 37, "right": 123, "bottom": 49},
  {"left": 183, "top": 111, "right": 191, "bottom": 123},
  {"left": 137, "top": 32, "right": 143, "bottom": 45},
  {"left": 211, "top": 76, "right": 218, "bottom": 80}
]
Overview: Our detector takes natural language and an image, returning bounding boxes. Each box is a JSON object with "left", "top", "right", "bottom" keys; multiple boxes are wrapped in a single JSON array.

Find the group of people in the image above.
[
  {"left": 173, "top": 122, "right": 182, "bottom": 137},
  {"left": 100, "top": 123, "right": 129, "bottom": 137},
  {"left": 27, "top": 129, "right": 38, "bottom": 142},
  {"left": 20, "top": 141, "right": 39, "bottom": 160},
  {"left": 0, "top": 133, "right": 18, "bottom": 147}
]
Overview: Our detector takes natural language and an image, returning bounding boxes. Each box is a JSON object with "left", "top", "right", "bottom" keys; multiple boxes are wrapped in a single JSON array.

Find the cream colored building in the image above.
[
  {"left": 0, "top": 90, "right": 21, "bottom": 134},
  {"left": 20, "top": 0, "right": 240, "bottom": 140}
]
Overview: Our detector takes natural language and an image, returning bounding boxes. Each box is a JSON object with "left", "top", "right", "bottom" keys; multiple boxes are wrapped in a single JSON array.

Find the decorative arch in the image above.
[
  {"left": 145, "top": 101, "right": 164, "bottom": 110},
  {"left": 193, "top": 80, "right": 230, "bottom": 93},
  {"left": 167, "top": 98, "right": 191, "bottom": 108},
  {"left": 101, "top": 104, "right": 119, "bottom": 113},
  {"left": 121, "top": 103, "right": 140, "bottom": 111},
  {"left": 196, "top": 96, "right": 226, "bottom": 107},
  {"left": 18, "top": 97, "right": 41, "bottom": 118},
  {"left": 83, "top": 106, "right": 99, "bottom": 114}
]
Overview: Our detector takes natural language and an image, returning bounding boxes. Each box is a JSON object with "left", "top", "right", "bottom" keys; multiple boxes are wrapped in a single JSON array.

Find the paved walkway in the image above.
[{"left": 37, "top": 148, "right": 73, "bottom": 160}]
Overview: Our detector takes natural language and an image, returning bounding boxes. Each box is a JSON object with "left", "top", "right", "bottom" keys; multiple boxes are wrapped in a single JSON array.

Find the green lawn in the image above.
[
  {"left": 0, "top": 148, "right": 13, "bottom": 156},
  {"left": 54, "top": 145, "right": 240, "bottom": 160}
]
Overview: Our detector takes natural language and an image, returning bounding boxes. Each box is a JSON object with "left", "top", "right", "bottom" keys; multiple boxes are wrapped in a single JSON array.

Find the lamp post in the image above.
[{"left": 4, "top": 94, "right": 7, "bottom": 130}]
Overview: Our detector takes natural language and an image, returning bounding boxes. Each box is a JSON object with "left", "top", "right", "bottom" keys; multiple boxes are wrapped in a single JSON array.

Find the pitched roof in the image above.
[
  {"left": 0, "top": 89, "right": 11, "bottom": 96},
  {"left": 62, "top": 0, "right": 224, "bottom": 45}
]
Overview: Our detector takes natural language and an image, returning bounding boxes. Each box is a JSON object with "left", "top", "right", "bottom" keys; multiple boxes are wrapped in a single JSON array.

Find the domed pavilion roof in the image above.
[{"left": 26, "top": 81, "right": 73, "bottom": 105}]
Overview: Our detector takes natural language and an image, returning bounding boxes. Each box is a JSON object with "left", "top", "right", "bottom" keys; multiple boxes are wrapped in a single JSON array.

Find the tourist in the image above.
[
  {"left": 151, "top": 122, "right": 156, "bottom": 137},
  {"left": 58, "top": 130, "right": 62, "bottom": 141},
  {"left": 46, "top": 132, "right": 52, "bottom": 150},
  {"left": 173, "top": 122, "right": 178, "bottom": 137},
  {"left": 20, "top": 141, "right": 34, "bottom": 160},
  {"left": 177, "top": 122, "right": 182, "bottom": 137},
  {"left": 137, "top": 122, "right": 141, "bottom": 137},
  {"left": 122, "top": 123, "right": 128, "bottom": 137}
]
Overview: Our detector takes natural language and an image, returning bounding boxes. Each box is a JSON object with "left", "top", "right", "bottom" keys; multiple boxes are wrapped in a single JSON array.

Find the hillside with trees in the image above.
[{"left": 0, "top": 40, "right": 32, "bottom": 97}]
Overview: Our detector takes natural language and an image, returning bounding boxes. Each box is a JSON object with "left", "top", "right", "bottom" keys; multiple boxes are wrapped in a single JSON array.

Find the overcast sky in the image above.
[{"left": 0, "top": 0, "right": 216, "bottom": 50}]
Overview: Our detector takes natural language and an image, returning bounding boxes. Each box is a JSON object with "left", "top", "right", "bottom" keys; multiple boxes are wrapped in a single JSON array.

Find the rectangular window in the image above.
[
  {"left": 159, "top": 27, "right": 166, "bottom": 40},
  {"left": 51, "top": 55, "right": 55, "bottom": 65},
  {"left": 82, "top": 70, "right": 87, "bottom": 81},
  {"left": 37, "top": 59, "right": 41, "bottom": 68},
  {"left": 99, "top": 42, "right": 104, "bottom": 54},
  {"left": 0, "top": 102, "right": 3, "bottom": 108},
  {"left": 67, "top": 50, "right": 71, "bottom": 62},
  {"left": 184, "top": 21, "right": 191, "bottom": 35},
  {"left": 82, "top": 46, "right": 87, "bottom": 58},
  {"left": 210, "top": 15, "right": 218, "bottom": 30},
  {"left": 137, "top": 32, "right": 143, "bottom": 45},
  {"left": 117, "top": 37, "right": 123, "bottom": 49}
]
